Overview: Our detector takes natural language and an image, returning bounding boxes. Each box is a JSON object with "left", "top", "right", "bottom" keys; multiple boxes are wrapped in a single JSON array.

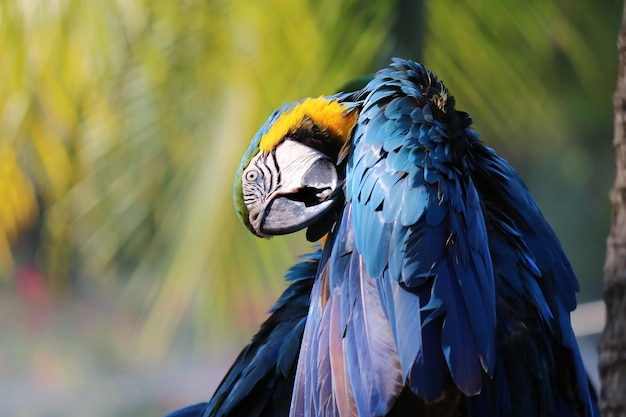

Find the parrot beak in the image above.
[
  {"left": 260, "top": 140, "right": 339, "bottom": 236},
  {"left": 260, "top": 163, "right": 338, "bottom": 236},
  {"left": 243, "top": 140, "right": 340, "bottom": 237}
]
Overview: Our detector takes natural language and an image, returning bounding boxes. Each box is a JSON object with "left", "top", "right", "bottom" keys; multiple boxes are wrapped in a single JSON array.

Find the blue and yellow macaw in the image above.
[{"left": 165, "top": 58, "right": 598, "bottom": 417}]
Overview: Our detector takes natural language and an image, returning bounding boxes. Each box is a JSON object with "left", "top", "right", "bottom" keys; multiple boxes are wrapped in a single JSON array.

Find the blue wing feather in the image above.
[
  {"left": 292, "top": 205, "right": 404, "bottom": 417},
  {"left": 316, "top": 289, "right": 336, "bottom": 417},
  {"left": 344, "top": 243, "right": 402, "bottom": 416},
  {"left": 408, "top": 312, "right": 450, "bottom": 401},
  {"left": 436, "top": 258, "right": 484, "bottom": 395},
  {"left": 329, "top": 281, "right": 355, "bottom": 417},
  {"left": 346, "top": 60, "right": 496, "bottom": 402}
]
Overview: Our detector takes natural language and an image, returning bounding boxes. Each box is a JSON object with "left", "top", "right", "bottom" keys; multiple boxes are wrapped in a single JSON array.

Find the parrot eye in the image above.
[{"left": 245, "top": 169, "right": 260, "bottom": 182}]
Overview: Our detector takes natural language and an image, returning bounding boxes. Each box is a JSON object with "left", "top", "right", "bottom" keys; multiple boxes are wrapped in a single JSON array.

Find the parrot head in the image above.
[{"left": 234, "top": 96, "right": 358, "bottom": 239}]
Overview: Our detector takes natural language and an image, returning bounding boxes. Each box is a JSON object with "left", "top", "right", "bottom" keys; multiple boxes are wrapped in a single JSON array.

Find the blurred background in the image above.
[{"left": 0, "top": 0, "right": 620, "bottom": 415}]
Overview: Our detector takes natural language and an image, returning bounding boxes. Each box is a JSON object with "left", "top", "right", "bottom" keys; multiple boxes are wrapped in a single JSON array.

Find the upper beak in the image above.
[{"left": 258, "top": 140, "right": 339, "bottom": 236}]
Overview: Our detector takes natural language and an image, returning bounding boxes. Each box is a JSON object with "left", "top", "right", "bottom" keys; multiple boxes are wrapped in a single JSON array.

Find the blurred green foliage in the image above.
[{"left": 1, "top": 0, "right": 620, "bottom": 361}]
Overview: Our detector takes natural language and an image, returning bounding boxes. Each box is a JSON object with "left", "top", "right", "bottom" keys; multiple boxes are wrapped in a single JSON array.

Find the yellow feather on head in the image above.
[{"left": 259, "top": 97, "right": 357, "bottom": 153}]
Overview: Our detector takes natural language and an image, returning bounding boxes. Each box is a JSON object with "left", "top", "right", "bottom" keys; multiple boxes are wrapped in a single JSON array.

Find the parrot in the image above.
[{"left": 165, "top": 58, "right": 599, "bottom": 417}]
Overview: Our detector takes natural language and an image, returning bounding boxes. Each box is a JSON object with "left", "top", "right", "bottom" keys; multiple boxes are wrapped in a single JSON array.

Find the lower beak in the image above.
[{"left": 261, "top": 195, "right": 338, "bottom": 235}]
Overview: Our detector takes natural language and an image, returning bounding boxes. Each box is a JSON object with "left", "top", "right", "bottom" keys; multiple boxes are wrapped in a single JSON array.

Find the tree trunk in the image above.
[{"left": 598, "top": 0, "right": 626, "bottom": 415}]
